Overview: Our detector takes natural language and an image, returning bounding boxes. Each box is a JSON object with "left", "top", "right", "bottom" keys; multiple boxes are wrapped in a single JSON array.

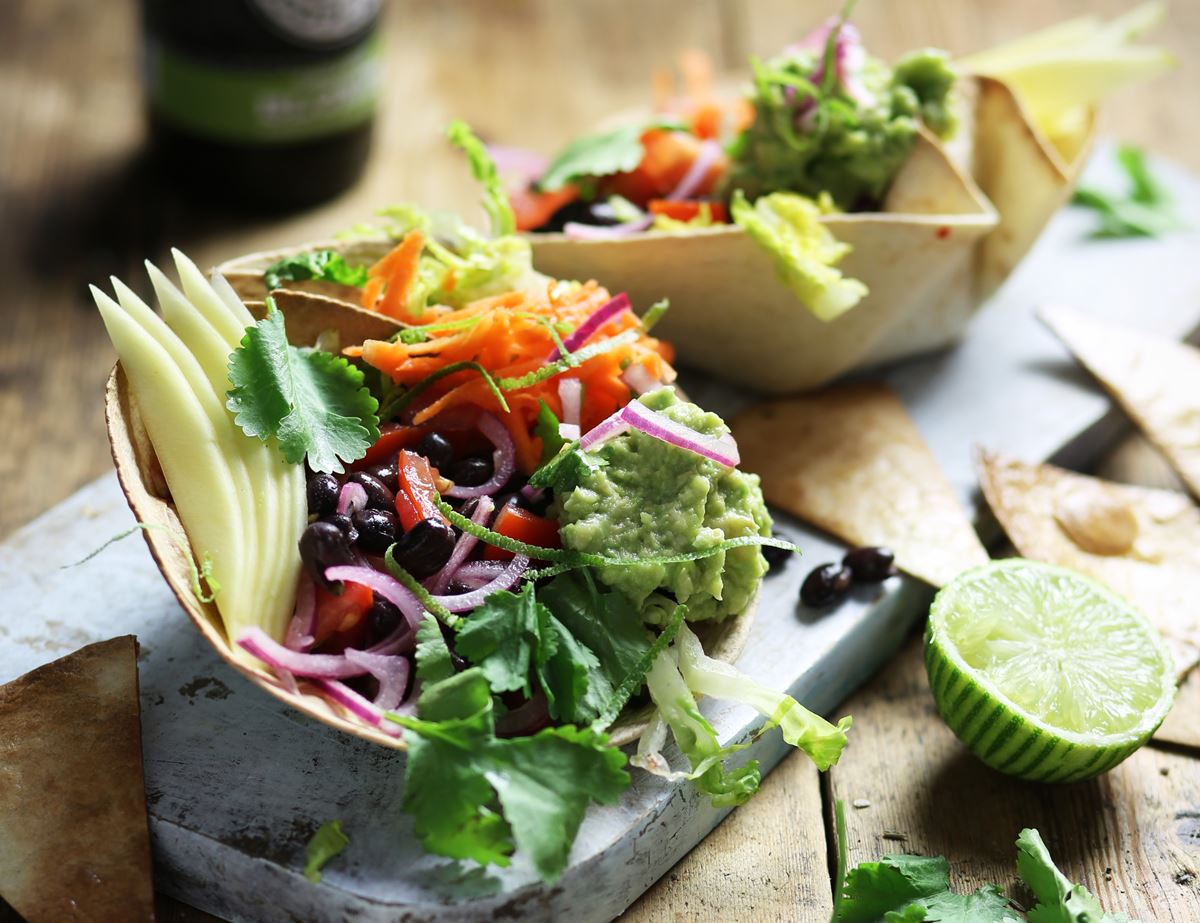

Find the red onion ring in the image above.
[
  {"left": 239, "top": 628, "right": 374, "bottom": 679},
  {"left": 558, "top": 423, "right": 581, "bottom": 441},
  {"left": 619, "top": 362, "right": 663, "bottom": 396},
  {"left": 323, "top": 565, "right": 424, "bottom": 633},
  {"left": 312, "top": 678, "right": 402, "bottom": 735},
  {"left": 344, "top": 649, "right": 411, "bottom": 712},
  {"left": 563, "top": 216, "right": 652, "bottom": 241},
  {"left": 429, "top": 495, "right": 495, "bottom": 594},
  {"left": 284, "top": 576, "right": 316, "bottom": 652},
  {"left": 444, "top": 413, "right": 516, "bottom": 499},
  {"left": 620, "top": 400, "right": 740, "bottom": 467},
  {"left": 558, "top": 377, "right": 582, "bottom": 426},
  {"left": 337, "top": 481, "right": 368, "bottom": 516},
  {"left": 487, "top": 144, "right": 549, "bottom": 183},
  {"left": 665, "top": 139, "right": 722, "bottom": 201},
  {"left": 548, "top": 293, "right": 632, "bottom": 361},
  {"left": 579, "top": 406, "right": 631, "bottom": 452},
  {"left": 453, "top": 560, "right": 509, "bottom": 584},
  {"left": 432, "top": 555, "right": 529, "bottom": 612}
]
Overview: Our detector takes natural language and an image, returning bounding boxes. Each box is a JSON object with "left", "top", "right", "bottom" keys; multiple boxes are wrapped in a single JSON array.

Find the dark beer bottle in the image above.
[{"left": 142, "top": 0, "right": 382, "bottom": 210}]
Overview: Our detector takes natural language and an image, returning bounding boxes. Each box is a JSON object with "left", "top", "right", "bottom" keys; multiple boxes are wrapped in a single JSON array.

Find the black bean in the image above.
[
  {"left": 364, "top": 461, "right": 399, "bottom": 493},
  {"left": 391, "top": 517, "right": 457, "bottom": 579},
  {"left": 347, "top": 471, "right": 396, "bottom": 511},
  {"left": 299, "top": 521, "right": 357, "bottom": 591},
  {"left": 449, "top": 455, "right": 493, "bottom": 487},
  {"left": 843, "top": 546, "right": 896, "bottom": 583},
  {"left": 800, "top": 563, "right": 852, "bottom": 608},
  {"left": 321, "top": 512, "right": 358, "bottom": 544},
  {"left": 761, "top": 532, "right": 792, "bottom": 574},
  {"left": 352, "top": 508, "right": 399, "bottom": 555},
  {"left": 416, "top": 432, "right": 454, "bottom": 471},
  {"left": 368, "top": 597, "right": 403, "bottom": 642},
  {"left": 306, "top": 473, "right": 339, "bottom": 517}
]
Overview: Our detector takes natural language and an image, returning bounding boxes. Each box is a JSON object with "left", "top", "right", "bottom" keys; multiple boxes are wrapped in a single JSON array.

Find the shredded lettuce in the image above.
[
  {"left": 731, "top": 189, "right": 868, "bottom": 321},
  {"left": 447, "top": 120, "right": 517, "bottom": 237},
  {"left": 303, "top": 820, "right": 349, "bottom": 884}
]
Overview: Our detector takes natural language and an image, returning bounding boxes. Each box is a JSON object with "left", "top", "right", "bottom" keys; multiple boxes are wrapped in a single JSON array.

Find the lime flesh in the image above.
[{"left": 925, "top": 559, "right": 1176, "bottom": 782}]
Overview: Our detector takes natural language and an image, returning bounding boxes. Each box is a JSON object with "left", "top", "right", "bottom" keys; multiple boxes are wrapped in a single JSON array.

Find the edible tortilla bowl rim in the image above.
[{"left": 104, "top": 365, "right": 759, "bottom": 750}]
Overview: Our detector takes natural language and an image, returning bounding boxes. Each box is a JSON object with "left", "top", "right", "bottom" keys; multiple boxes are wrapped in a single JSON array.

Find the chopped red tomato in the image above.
[
  {"left": 396, "top": 450, "right": 447, "bottom": 530},
  {"left": 648, "top": 199, "right": 729, "bottom": 223},
  {"left": 353, "top": 424, "right": 422, "bottom": 470},
  {"left": 604, "top": 129, "right": 727, "bottom": 206},
  {"left": 510, "top": 183, "right": 579, "bottom": 231},
  {"left": 313, "top": 582, "right": 373, "bottom": 649},
  {"left": 484, "top": 504, "right": 562, "bottom": 561}
]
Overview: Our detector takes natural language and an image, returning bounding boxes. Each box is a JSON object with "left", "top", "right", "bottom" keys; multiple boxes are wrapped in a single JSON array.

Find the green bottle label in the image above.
[{"left": 145, "top": 35, "right": 382, "bottom": 145}]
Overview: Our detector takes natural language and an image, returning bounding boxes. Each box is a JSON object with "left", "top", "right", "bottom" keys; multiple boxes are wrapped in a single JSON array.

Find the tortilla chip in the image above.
[
  {"left": 248, "top": 289, "right": 401, "bottom": 348},
  {"left": 732, "top": 382, "right": 988, "bottom": 587},
  {"left": 0, "top": 637, "right": 154, "bottom": 922},
  {"left": 971, "top": 76, "right": 1093, "bottom": 300},
  {"left": 1041, "top": 305, "right": 1200, "bottom": 500},
  {"left": 976, "top": 449, "right": 1200, "bottom": 674},
  {"left": 216, "top": 237, "right": 393, "bottom": 307}
]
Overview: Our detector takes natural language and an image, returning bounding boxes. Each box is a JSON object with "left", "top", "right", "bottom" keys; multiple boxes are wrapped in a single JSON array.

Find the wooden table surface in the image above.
[{"left": 2, "top": 1, "right": 1198, "bottom": 920}]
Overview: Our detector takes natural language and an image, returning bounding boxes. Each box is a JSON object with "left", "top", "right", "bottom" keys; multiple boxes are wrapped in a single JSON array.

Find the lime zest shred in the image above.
[
  {"left": 383, "top": 360, "right": 510, "bottom": 420},
  {"left": 640, "top": 299, "right": 670, "bottom": 334},
  {"left": 591, "top": 604, "right": 686, "bottom": 733},
  {"left": 61, "top": 520, "right": 220, "bottom": 602},
  {"left": 383, "top": 545, "right": 459, "bottom": 627},
  {"left": 497, "top": 330, "right": 640, "bottom": 391}
]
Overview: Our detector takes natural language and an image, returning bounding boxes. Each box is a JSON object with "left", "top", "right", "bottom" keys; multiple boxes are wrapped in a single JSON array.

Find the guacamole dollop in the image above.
[
  {"left": 726, "top": 44, "right": 957, "bottom": 209},
  {"left": 554, "top": 388, "right": 771, "bottom": 623}
]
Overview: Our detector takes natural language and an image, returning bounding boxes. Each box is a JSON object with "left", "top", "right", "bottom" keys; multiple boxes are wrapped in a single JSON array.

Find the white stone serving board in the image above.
[{"left": 3, "top": 149, "right": 1200, "bottom": 923}]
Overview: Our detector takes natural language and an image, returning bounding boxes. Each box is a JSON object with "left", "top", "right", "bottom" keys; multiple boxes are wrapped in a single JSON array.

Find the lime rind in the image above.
[{"left": 926, "top": 559, "right": 1175, "bottom": 781}]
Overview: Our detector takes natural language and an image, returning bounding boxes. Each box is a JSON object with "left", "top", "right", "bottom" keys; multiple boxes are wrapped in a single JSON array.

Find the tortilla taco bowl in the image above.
[{"left": 104, "top": 325, "right": 758, "bottom": 751}]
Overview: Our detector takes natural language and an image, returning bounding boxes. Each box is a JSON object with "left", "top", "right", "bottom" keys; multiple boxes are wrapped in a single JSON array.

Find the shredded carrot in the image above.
[
  {"left": 351, "top": 277, "right": 675, "bottom": 474},
  {"left": 362, "top": 230, "right": 426, "bottom": 322}
]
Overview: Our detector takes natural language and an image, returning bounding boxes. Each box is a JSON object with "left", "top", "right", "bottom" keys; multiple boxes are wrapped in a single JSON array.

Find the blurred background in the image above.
[{"left": 1, "top": 0, "right": 1196, "bottom": 541}]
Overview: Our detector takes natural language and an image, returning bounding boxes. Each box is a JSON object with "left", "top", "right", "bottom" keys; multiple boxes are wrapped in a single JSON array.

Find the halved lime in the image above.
[{"left": 925, "top": 559, "right": 1176, "bottom": 783}]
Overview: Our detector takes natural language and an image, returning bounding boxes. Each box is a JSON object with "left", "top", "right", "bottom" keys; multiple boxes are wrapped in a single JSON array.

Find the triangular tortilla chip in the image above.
[
  {"left": 732, "top": 382, "right": 988, "bottom": 587},
  {"left": 1041, "top": 304, "right": 1200, "bottom": 500},
  {"left": 976, "top": 449, "right": 1200, "bottom": 675},
  {"left": 0, "top": 637, "right": 154, "bottom": 922}
]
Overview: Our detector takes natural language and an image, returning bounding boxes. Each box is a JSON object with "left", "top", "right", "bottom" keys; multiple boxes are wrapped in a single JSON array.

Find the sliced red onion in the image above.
[
  {"left": 619, "top": 362, "right": 664, "bottom": 396},
  {"left": 520, "top": 483, "right": 546, "bottom": 506},
  {"left": 547, "top": 294, "right": 632, "bottom": 362},
  {"left": 275, "top": 668, "right": 300, "bottom": 696},
  {"left": 487, "top": 144, "right": 549, "bottom": 183},
  {"left": 323, "top": 565, "right": 424, "bottom": 633},
  {"left": 337, "top": 481, "right": 368, "bottom": 516},
  {"left": 429, "top": 495, "right": 495, "bottom": 594},
  {"left": 444, "top": 413, "right": 516, "bottom": 499},
  {"left": 454, "top": 560, "right": 509, "bottom": 583},
  {"left": 239, "top": 627, "right": 372, "bottom": 679},
  {"left": 284, "top": 576, "right": 316, "bottom": 652},
  {"left": 312, "top": 678, "right": 402, "bottom": 735},
  {"left": 620, "top": 400, "right": 740, "bottom": 467},
  {"left": 344, "top": 649, "right": 411, "bottom": 712},
  {"left": 558, "top": 423, "right": 581, "bottom": 441},
  {"left": 790, "top": 18, "right": 873, "bottom": 108},
  {"left": 432, "top": 555, "right": 529, "bottom": 612},
  {"left": 563, "top": 216, "right": 652, "bottom": 241},
  {"left": 558, "top": 377, "right": 582, "bottom": 426},
  {"left": 666, "top": 139, "right": 722, "bottom": 201},
  {"left": 579, "top": 406, "right": 631, "bottom": 452}
]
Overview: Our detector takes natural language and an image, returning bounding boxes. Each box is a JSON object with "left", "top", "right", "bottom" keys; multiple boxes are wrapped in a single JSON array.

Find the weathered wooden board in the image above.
[{"left": 1, "top": 150, "right": 1199, "bottom": 922}]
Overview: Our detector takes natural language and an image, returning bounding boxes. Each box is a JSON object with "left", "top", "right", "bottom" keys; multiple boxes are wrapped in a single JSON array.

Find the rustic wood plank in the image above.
[{"left": 830, "top": 634, "right": 1200, "bottom": 919}]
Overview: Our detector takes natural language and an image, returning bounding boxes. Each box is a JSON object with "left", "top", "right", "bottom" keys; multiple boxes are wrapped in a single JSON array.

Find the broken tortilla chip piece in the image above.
[
  {"left": 1041, "top": 304, "right": 1200, "bottom": 501},
  {"left": 732, "top": 382, "right": 988, "bottom": 587},
  {"left": 976, "top": 450, "right": 1200, "bottom": 675},
  {"left": 0, "top": 637, "right": 154, "bottom": 923}
]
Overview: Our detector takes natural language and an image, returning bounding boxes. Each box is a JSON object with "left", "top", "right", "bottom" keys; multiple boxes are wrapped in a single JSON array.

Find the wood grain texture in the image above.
[{"left": 1, "top": 1, "right": 1198, "bottom": 921}]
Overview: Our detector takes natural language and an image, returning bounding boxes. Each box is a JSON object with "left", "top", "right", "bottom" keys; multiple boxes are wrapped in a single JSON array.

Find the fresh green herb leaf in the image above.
[
  {"left": 264, "top": 250, "right": 369, "bottom": 291},
  {"left": 526, "top": 439, "right": 606, "bottom": 494},
  {"left": 534, "top": 400, "right": 567, "bottom": 465},
  {"left": 538, "top": 119, "right": 687, "bottom": 193},
  {"left": 226, "top": 303, "right": 380, "bottom": 473},
  {"left": 587, "top": 600, "right": 684, "bottom": 732},
  {"left": 455, "top": 583, "right": 546, "bottom": 698},
  {"left": 414, "top": 613, "right": 456, "bottom": 684},
  {"left": 1072, "top": 145, "right": 1183, "bottom": 238},
  {"left": 1017, "top": 828, "right": 1129, "bottom": 923},
  {"left": 639, "top": 298, "right": 670, "bottom": 334},
  {"left": 389, "top": 666, "right": 629, "bottom": 881},
  {"left": 303, "top": 820, "right": 349, "bottom": 884},
  {"left": 447, "top": 120, "right": 517, "bottom": 237}
]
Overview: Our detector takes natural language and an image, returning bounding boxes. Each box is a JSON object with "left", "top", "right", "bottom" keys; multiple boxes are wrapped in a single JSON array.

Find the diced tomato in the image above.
[
  {"left": 647, "top": 199, "right": 729, "bottom": 223},
  {"left": 484, "top": 504, "right": 562, "bottom": 561},
  {"left": 312, "top": 582, "right": 373, "bottom": 649},
  {"left": 352, "top": 424, "right": 422, "bottom": 470},
  {"left": 509, "top": 182, "right": 580, "bottom": 231},
  {"left": 603, "top": 130, "right": 728, "bottom": 207},
  {"left": 396, "top": 450, "right": 448, "bottom": 530}
]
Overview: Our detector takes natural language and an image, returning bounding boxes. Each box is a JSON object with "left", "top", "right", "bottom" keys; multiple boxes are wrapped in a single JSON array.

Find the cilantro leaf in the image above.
[
  {"left": 835, "top": 853, "right": 1014, "bottom": 922},
  {"left": 528, "top": 440, "right": 607, "bottom": 494},
  {"left": 538, "top": 119, "right": 688, "bottom": 193},
  {"left": 535, "top": 400, "right": 567, "bottom": 466},
  {"left": 1072, "top": 145, "right": 1183, "bottom": 238},
  {"left": 391, "top": 666, "right": 629, "bottom": 881},
  {"left": 414, "top": 613, "right": 455, "bottom": 684},
  {"left": 264, "top": 249, "right": 369, "bottom": 291},
  {"left": 455, "top": 583, "right": 546, "bottom": 698},
  {"left": 303, "top": 819, "right": 349, "bottom": 884},
  {"left": 1017, "top": 828, "right": 1129, "bottom": 923},
  {"left": 226, "top": 304, "right": 380, "bottom": 473},
  {"left": 447, "top": 120, "right": 516, "bottom": 237}
]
